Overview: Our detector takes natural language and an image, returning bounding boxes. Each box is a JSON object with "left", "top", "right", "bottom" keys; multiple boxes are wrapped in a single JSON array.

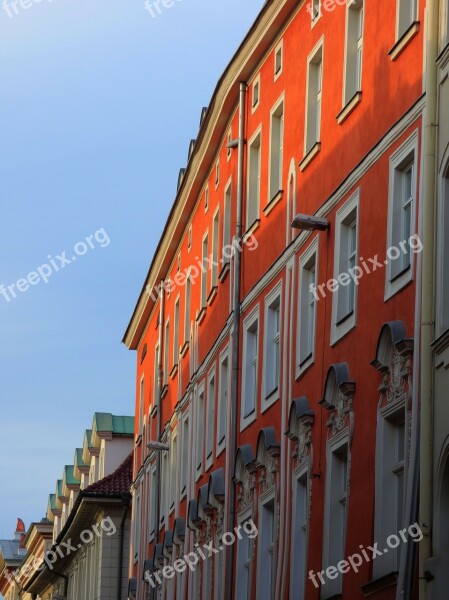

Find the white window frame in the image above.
[
  {"left": 304, "top": 38, "right": 324, "bottom": 156},
  {"left": 217, "top": 346, "right": 230, "bottom": 456},
  {"left": 385, "top": 131, "right": 418, "bottom": 300},
  {"left": 274, "top": 40, "right": 283, "bottom": 80},
  {"left": 138, "top": 375, "right": 145, "bottom": 436},
  {"left": 437, "top": 158, "right": 449, "bottom": 334},
  {"left": 251, "top": 74, "right": 261, "bottom": 113},
  {"left": 195, "top": 383, "right": 205, "bottom": 480},
  {"left": 322, "top": 429, "right": 350, "bottom": 599},
  {"left": 160, "top": 449, "right": 169, "bottom": 528},
  {"left": 184, "top": 275, "right": 191, "bottom": 344},
  {"left": 223, "top": 178, "right": 232, "bottom": 262},
  {"left": 256, "top": 490, "right": 276, "bottom": 600},
  {"left": 173, "top": 295, "right": 180, "bottom": 369},
  {"left": 133, "top": 491, "right": 141, "bottom": 563},
  {"left": 212, "top": 207, "right": 220, "bottom": 289},
  {"left": 148, "top": 463, "right": 157, "bottom": 542},
  {"left": 206, "top": 366, "right": 216, "bottom": 470},
  {"left": 268, "top": 94, "right": 285, "bottom": 204},
  {"left": 290, "top": 460, "right": 310, "bottom": 600},
  {"left": 297, "top": 237, "right": 319, "bottom": 377},
  {"left": 169, "top": 429, "right": 178, "bottom": 514},
  {"left": 331, "top": 190, "right": 360, "bottom": 346},
  {"left": 396, "top": 0, "right": 418, "bottom": 40},
  {"left": 163, "top": 318, "right": 170, "bottom": 386},
  {"left": 311, "top": 0, "right": 322, "bottom": 26},
  {"left": 262, "top": 283, "right": 282, "bottom": 411},
  {"left": 215, "top": 160, "right": 220, "bottom": 189},
  {"left": 214, "top": 530, "right": 225, "bottom": 600},
  {"left": 205, "top": 185, "right": 209, "bottom": 213},
  {"left": 201, "top": 232, "right": 209, "bottom": 308},
  {"left": 241, "top": 306, "right": 260, "bottom": 431},
  {"left": 227, "top": 130, "right": 232, "bottom": 161},
  {"left": 235, "top": 509, "right": 254, "bottom": 600},
  {"left": 180, "top": 410, "right": 190, "bottom": 499},
  {"left": 153, "top": 342, "right": 160, "bottom": 408},
  {"left": 373, "top": 398, "right": 407, "bottom": 578},
  {"left": 247, "top": 127, "right": 262, "bottom": 230},
  {"left": 343, "top": 0, "right": 364, "bottom": 106}
]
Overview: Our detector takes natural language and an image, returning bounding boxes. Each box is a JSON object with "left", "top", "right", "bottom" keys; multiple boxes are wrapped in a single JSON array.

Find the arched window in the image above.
[{"left": 286, "top": 159, "right": 297, "bottom": 245}]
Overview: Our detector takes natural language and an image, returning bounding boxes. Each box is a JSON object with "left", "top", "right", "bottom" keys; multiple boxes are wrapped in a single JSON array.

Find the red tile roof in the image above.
[{"left": 83, "top": 452, "right": 133, "bottom": 497}]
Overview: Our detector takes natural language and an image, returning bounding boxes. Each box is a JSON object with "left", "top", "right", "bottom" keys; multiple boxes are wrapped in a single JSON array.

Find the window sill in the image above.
[
  {"left": 218, "top": 262, "right": 230, "bottom": 282},
  {"left": 150, "top": 404, "right": 158, "bottom": 418},
  {"left": 388, "top": 21, "right": 420, "bottom": 61},
  {"left": 161, "top": 385, "right": 168, "bottom": 400},
  {"left": 180, "top": 341, "right": 189, "bottom": 358},
  {"left": 299, "top": 142, "right": 321, "bottom": 172},
  {"left": 243, "top": 219, "right": 260, "bottom": 243},
  {"left": 337, "top": 92, "right": 362, "bottom": 125},
  {"left": 240, "top": 409, "right": 257, "bottom": 433},
  {"left": 263, "top": 190, "right": 283, "bottom": 216},
  {"left": 274, "top": 66, "right": 283, "bottom": 82},
  {"left": 262, "top": 387, "right": 280, "bottom": 412},
  {"left": 361, "top": 572, "right": 397, "bottom": 597},
  {"left": 216, "top": 442, "right": 226, "bottom": 458},
  {"left": 207, "top": 286, "right": 218, "bottom": 307},
  {"left": 197, "top": 307, "right": 207, "bottom": 325},
  {"left": 296, "top": 354, "right": 314, "bottom": 380},
  {"left": 170, "top": 364, "right": 178, "bottom": 380},
  {"left": 135, "top": 435, "right": 142, "bottom": 447}
]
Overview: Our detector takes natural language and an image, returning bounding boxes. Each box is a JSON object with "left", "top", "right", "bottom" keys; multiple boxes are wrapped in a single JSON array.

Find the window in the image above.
[
  {"left": 215, "top": 160, "right": 220, "bottom": 188},
  {"left": 312, "top": 0, "right": 320, "bottom": 22},
  {"left": 173, "top": 298, "right": 180, "bottom": 369},
  {"left": 247, "top": 130, "right": 261, "bottom": 228},
  {"left": 252, "top": 76, "right": 260, "bottom": 110},
  {"left": 217, "top": 352, "right": 229, "bottom": 454},
  {"left": 263, "top": 288, "right": 281, "bottom": 407},
  {"left": 438, "top": 165, "right": 449, "bottom": 332},
  {"left": 133, "top": 492, "right": 141, "bottom": 561},
  {"left": 397, "top": 0, "right": 417, "bottom": 38},
  {"left": 201, "top": 234, "right": 209, "bottom": 308},
  {"left": 184, "top": 277, "right": 191, "bottom": 344},
  {"left": 374, "top": 406, "right": 406, "bottom": 577},
  {"left": 386, "top": 133, "right": 417, "bottom": 299},
  {"left": 236, "top": 520, "right": 252, "bottom": 599},
  {"left": 242, "top": 310, "right": 259, "bottom": 428},
  {"left": 269, "top": 99, "right": 284, "bottom": 202},
  {"left": 206, "top": 370, "right": 216, "bottom": 467},
  {"left": 214, "top": 533, "right": 225, "bottom": 600},
  {"left": 223, "top": 182, "right": 232, "bottom": 260},
  {"left": 149, "top": 465, "right": 157, "bottom": 540},
  {"left": 323, "top": 441, "right": 348, "bottom": 598},
  {"left": 305, "top": 43, "right": 323, "bottom": 154},
  {"left": 202, "top": 552, "right": 212, "bottom": 598},
  {"left": 181, "top": 413, "right": 189, "bottom": 497},
  {"left": 297, "top": 243, "right": 318, "bottom": 374},
  {"left": 205, "top": 186, "right": 209, "bottom": 212},
  {"left": 344, "top": 0, "right": 364, "bottom": 104},
  {"left": 212, "top": 209, "right": 220, "bottom": 289},
  {"left": 188, "top": 226, "right": 192, "bottom": 252},
  {"left": 332, "top": 192, "right": 359, "bottom": 344},
  {"left": 196, "top": 387, "right": 205, "bottom": 478},
  {"left": 258, "top": 498, "right": 276, "bottom": 600},
  {"left": 227, "top": 131, "right": 232, "bottom": 160},
  {"left": 170, "top": 432, "right": 178, "bottom": 512},
  {"left": 154, "top": 343, "right": 160, "bottom": 407},
  {"left": 138, "top": 376, "right": 144, "bottom": 436},
  {"left": 291, "top": 471, "right": 309, "bottom": 599},
  {"left": 160, "top": 450, "right": 169, "bottom": 526},
  {"left": 274, "top": 41, "right": 283, "bottom": 78},
  {"left": 163, "top": 320, "right": 170, "bottom": 386}
]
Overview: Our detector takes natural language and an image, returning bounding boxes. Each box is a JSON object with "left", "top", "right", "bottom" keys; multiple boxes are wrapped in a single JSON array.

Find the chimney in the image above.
[{"left": 14, "top": 518, "right": 26, "bottom": 544}]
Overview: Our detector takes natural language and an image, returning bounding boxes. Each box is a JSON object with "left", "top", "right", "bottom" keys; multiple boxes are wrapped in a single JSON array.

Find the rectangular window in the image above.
[
  {"left": 274, "top": 41, "right": 283, "bottom": 77},
  {"left": 196, "top": 388, "right": 205, "bottom": 478},
  {"left": 398, "top": 0, "right": 417, "bottom": 38},
  {"left": 160, "top": 450, "right": 168, "bottom": 526},
  {"left": 223, "top": 183, "right": 232, "bottom": 260},
  {"left": 438, "top": 169, "right": 449, "bottom": 332},
  {"left": 214, "top": 534, "right": 225, "bottom": 600},
  {"left": 201, "top": 234, "right": 209, "bottom": 308},
  {"left": 133, "top": 493, "right": 141, "bottom": 561},
  {"left": 305, "top": 44, "right": 323, "bottom": 154},
  {"left": 252, "top": 76, "right": 260, "bottom": 110},
  {"left": 154, "top": 343, "right": 160, "bottom": 407},
  {"left": 298, "top": 242, "right": 318, "bottom": 372},
  {"left": 269, "top": 100, "right": 284, "bottom": 202},
  {"left": 291, "top": 471, "right": 309, "bottom": 599},
  {"left": 170, "top": 433, "right": 177, "bottom": 512},
  {"left": 236, "top": 522, "right": 252, "bottom": 599},
  {"left": 202, "top": 552, "right": 212, "bottom": 598},
  {"left": 217, "top": 352, "right": 229, "bottom": 453},
  {"left": 139, "top": 376, "right": 144, "bottom": 436},
  {"left": 212, "top": 209, "right": 220, "bottom": 289},
  {"left": 264, "top": 291, "right": 281, "bottom": 404},
  {"left": 173, "top": 298, "right": 180, "bottom": 368},
  {"left": 242, "top": 313, "right": 259, "bottom": 426},
  {"left": 344, "top": 0, "right": 364, "bottom": 104},
  {"left": 181, "top": 413, "right": 189, "bottom": 496},
  {"left": 258, "top": 498, "right": 276, "bottom": 600},
  {"left": 206, "top": 370, "right": 216, "bottom": 466},
  {"left": 164, "top": 320, "right": 170, "bottom": 386},
  {"left": 312, "top": 0, "right": 320, "bottom": 21},
  {"left": 149, "top": 466, "right": 157, "bottom": 540},
  {"left": 247, "top": 131, "right": 261, "bottom": 228},
  {"left": 184, "top": 277, "right": 191, "bottom": 343}
]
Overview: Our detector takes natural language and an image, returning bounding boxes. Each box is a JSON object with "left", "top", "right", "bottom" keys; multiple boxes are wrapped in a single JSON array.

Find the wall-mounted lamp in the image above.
[
  {"left": 147, "top": 441, "right": 170, "bottom": 452},
  {"left": 291, "top": 214, "right": 330, "bottom": 231}
]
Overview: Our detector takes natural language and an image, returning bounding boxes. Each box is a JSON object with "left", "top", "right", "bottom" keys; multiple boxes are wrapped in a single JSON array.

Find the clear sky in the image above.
[{"left": 0, "top": 0, "right": 263, "bottom": 545}]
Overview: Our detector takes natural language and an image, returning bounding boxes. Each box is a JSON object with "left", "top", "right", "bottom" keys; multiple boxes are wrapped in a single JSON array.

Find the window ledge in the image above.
[
  {"left": 218, "top": 262, "right": 230, "bottom": 282},
  {"left": 243, "top": 219, "right": 260, "bottom": 243},
  {"left": 180, "top": 341, "right": 189, "bottom": 358},
  {"left": 170, "top": 364, "right": 178, "bottom": 380},
  {"left": 135, "top": 434, "right": 142, "bottom": 447},
  {"left": 197, "top": 307, "right": 207, "bottom": 325},
  {"left": 207, "top": 286, "right": 218, "bottom": 307},
  {"left": 299, "top": 142, "right": 321, "bottom": 172},
  {"left": 361, "top": 572, "right": 398, "bottom": 597},
  {"left": 388, "top": 21, "right": 420, "bottom": 61},
  {"left": 337, "top": 92, "right": 362, "bottom": 125},
  {"left": 161, "top": 384, "right": 168, "bottom": 400},
  {"left": 150, "top": 404, "right": 158, "bottom": 418},
  {"left": 263, "top": 190, "right": 283, "bottom": 216}
]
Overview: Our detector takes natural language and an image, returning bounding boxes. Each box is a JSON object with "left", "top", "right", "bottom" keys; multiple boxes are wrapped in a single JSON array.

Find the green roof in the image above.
[
  {"left": 93, "top": 413, "right": 134, "bottom": 435},
  {"left": 63, "top": 465, "right": 80, "bottom": 486},
  {"left": 56, "top": 480, "right": 63, "bottom": 499},
  {"left": 48, "top": 494, "right": 56, "bottom": 511},
  {"left": 84, "top": 429, "right": 93, "bottom": 448},
  {"left": 74, "top": 448, "right": 87, "bottom": 468}
]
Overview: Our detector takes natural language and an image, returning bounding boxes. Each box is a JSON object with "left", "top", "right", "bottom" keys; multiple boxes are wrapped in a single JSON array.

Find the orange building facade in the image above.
[{"left": 124, "top": 1, "right": 426, "bottom": 598}]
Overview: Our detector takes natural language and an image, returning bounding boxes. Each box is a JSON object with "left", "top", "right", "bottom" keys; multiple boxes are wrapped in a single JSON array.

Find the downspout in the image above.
[
  {"left": 117, "top": 501, "right": 130, "bottom": 600},
  {"left": 420, "top": 0, "right": 439, "bottom": 596},
  {"left": 226, "top": 81, "right": 247, "bottom": 600}
]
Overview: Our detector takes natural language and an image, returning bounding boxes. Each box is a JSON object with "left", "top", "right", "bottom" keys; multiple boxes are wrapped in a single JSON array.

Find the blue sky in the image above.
[{"left": 0, "top": 0, "right": 262, "bottom": 544}]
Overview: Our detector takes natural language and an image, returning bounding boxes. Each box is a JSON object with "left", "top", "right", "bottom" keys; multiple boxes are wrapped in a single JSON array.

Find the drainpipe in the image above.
[
  {"left": 226, "top": 81, "right": 247, "bottom": 600},
  {"left": 420, "top": 0, "right": 439, "bottom": 596},
  {"left": 117, "top": 502, "right": 129, "bottom": 600}
]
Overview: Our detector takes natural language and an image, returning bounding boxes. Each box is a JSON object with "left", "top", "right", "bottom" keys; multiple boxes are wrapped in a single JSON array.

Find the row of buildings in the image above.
[{"left": 2, "top": 0, "right": 449, "bottom": 598}]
